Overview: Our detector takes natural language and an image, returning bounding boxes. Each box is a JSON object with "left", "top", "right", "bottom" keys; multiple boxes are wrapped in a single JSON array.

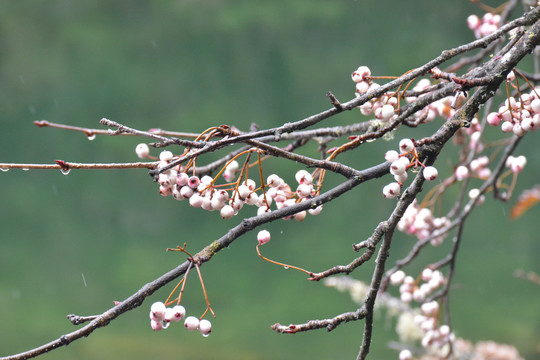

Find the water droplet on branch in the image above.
[
  {"left": 61, "top": 168, "right": 71, "bottom": 175},
  {"left": 0, "top": 168, "right": 9, "bottom": 172}
]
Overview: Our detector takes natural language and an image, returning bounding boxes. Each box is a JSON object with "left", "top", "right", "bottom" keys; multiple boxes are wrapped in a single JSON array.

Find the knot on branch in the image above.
[
  {"left": 60, "top": 335, "right": 71, "bottom": 346},
  {"left": 216, "top": 125, "right": 240, "bottom": 137}
]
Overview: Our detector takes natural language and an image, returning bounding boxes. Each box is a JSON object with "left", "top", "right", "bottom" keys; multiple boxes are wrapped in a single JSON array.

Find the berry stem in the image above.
[
  {"left": 195, "top": 264, "right": 216, "bottom": 319},
  {"left": 256, "top": 244, "right": 314, "bottom": 277}
]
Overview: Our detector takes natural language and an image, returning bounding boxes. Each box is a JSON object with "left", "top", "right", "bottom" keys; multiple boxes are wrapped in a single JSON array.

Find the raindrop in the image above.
[
  {"left": 283, "top": 266, "right": 289, "bottom": 270},
  {"left": 202, "top": 333, "right": 209, "bottom": 338},
  {"left": 61, "top": 168, "right": 71, "bottom": 175},
  {"left": 87, "top": 134, "right": 96, "bottom": 141},
  {"left": 22, "top": 168, "right": 29, "bottom": 171},
  {"left": 0, "top": 168, "right": 9, "bottom": 172}
]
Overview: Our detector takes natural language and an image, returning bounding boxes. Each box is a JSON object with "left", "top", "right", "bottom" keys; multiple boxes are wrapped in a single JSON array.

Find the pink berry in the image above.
[
  {"left": 296, "top": 183, "right": 312, "bottom": 198},
  {"left": 180, "top": 185, "right": 194, "bottom": 199},
  {"left": 237, "top": 184, "right": 251, "bottom": 200},
  {"left": 486, "top": 112, "right": 501, "bottom": 126},
  {"left": 510, "top": 155, "right": 527, "bottom": 173},
  {"left": 159, "top": 185, "right": 172, "bottom": 197},
  {"left": 135, "top": 143, "right": 150, "bottom": 159},
  {"left": 189, "top": 193, "right": 204, "bottom": 208},
  {"left": 501, "top": 121, "right": 514, "bottom": 133},
  {"left": 400, "top": 292, "right": 413, "bottom": 303},
  {"left": 513, "top": 123, "right": 526, "bottom": 136},
  {"left": 421, "top": 301, "right": 439, "bottom": 316},
  {"left": 267, "top": 174, "right": 283, "bottom": 188},
  {"left": 150, "top": 302, "right": 166, "bottom": 321},
  {"left": 159, "top": 150, "right": 174, "bottom": 162},
  {"left": 176, "top": 172, "right": 189, "bottom": 186},
  {"left": 530, "top": 99, "right": 540, "bottom": 113},
  {"left": 393, "top": 172, "right": 408, "bottom": 183},
  {"left": 455, "top": 165, "right": 469, "bottom": 181},
  {"left": 151, "top": 319, "right": 164, "bottom": 331},
  {"left": 351, "top": 66, "right": 371, "bottom": 83},
  {"left": 422, "top": 268, "right": 433, "bottom": 281},
  {"left": 389, "top": 270, "right": 406, "bottom": 285},
  {"left": 257, "top": 230, "right": 271, "bottom": 245},
  {"left": 399, "top": 349, "right": 413, "bottom": 360},
  {"left": 158, "top": 173, "right": 174, "bottom": 188},
  {"left": 171, "top": 305, "right": 186, "bottom": 322},
  {"left": 383, "top": 182, "right": 400, "bottom": 199},
  {"left": 399, "top": 138, "right": 414, "bottom": 153},
  {"left": 423, "top": 166, "right": 438, "bottom": 181},
  {"left": 521, "top": 116, "right": 536, "bottom": 131},
  {"left": 184, "top": 316, "right": 200, "bottom": 331},
  {"left": 390, "top": 157, "right": 409, "bottom": 175},
  {"left": 468, "top": 188, "right": 479, "bottom": 199},
  {"left": 356, "top": 81, "right": 370, "bottom": 95},
  {"left": 225, "top": 160, "right": 239, "bottom": 173},
  {"left": 220, "top": 205, "right": 234, "bottom": 219},
  {"left": 294, "top": 210, "right": 307, "bottom": 222},
  {"left": 188, "top": 176, "right": 200, "bottom": 189},
  {"left": 308, "top": 205, "right": 323, "bottom": 216},
  {"left": 199, "top": 319, "right": 212, "bottom": 337},
  {"left": 380, "top": 104, "right": 395, "bottom": 121},
  {"left": 384, "top": 150, "right": 400, "bottom": 163}
]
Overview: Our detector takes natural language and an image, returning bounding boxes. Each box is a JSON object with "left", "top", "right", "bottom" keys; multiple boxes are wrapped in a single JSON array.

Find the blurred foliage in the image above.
[{"left": 0, "top": 1, "right": 539, "bottom": 359}]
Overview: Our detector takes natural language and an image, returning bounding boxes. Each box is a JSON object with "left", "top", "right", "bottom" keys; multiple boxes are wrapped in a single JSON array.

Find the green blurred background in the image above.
[{"left": 1, "top": 1, "right": 539, "bottom": 359}]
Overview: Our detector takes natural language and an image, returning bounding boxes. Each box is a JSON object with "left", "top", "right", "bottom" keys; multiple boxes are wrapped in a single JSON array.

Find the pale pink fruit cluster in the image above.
[
  {"left": 390, "top": 267, "right": 445, "bottom": 304},
  {"left": 404, "top": 78, "right": 459, "bottom": 123},
  {"left": 469, "top": 155, "right": 491, "bottom": 180},
  {"left": 382, "top": 139, "right": 438, "bottom": 199},
  {"left": 352, "top": 66, "right": 397, "bottom": 122},
  {"left": 149, "top": 301, "right": 211, "bottom": 337},
  {"left": 136, "top": 149, "right": 324, "bottom": 221},
  {"left": 397, "top": 200, "right": 450, "bottom": 246},
  {"left": 467, "top": 13, "right": 501, "bottom": 39},
  {"left": 352, "top": 66, "right": 466, "bottom": 127},
  {"left": 506, "top": 155, "right": 527, "bottom": 174},
  {"left": 390, "top": 269, "right": 453, "bottom": 354},
  {"left": 486, "top": 90, "right": 540, "bottom": 136}
]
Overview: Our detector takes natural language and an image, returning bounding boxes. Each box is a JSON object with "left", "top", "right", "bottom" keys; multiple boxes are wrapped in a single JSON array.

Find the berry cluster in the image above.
[
  {"left": 390, "top": 268, "right": 445, "bottom": 304},
  {"left": 382, "top": 138, "right": 438, "bottom": 199},
  {"left": 467, "top": 13, "right": 501, "bottom": 39},
  {"left": 136, "top": 145, "right": 323, "bottom": 221},
  {"left": 486, "top": 88, "right": 540, "bottom": 136},
  {"left": 352, "top": 66, "right": 397, "bottom": 122},
  {"left": 397, "top": 200, "right": 450, "bottom": 246},
  {"left": 506, "top": 155, "right": 527, "bottom": 174},
  {"left": 352, "top": 65, "right": 463, "bottom": 126},
  {"left": 406, "top": 78, "right": 459, "bottom": 124},
  {"left": 390, "top": 269, "right": 453, "bottom": 356},
  {"left": 149, "top": 301, "right": 212, "bottom": 337}
]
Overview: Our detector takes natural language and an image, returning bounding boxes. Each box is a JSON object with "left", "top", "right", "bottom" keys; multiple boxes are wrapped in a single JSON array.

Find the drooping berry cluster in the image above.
[
  {"left": 149, "top": 301, "right": 212, "bottom": 337},
  {"left": 390, "top": 268, "right": 453, "bottom": 355},
  {"left": 397, "top": 200, "right": 450, "bottom": 246},
  {"left": 136, "top": 146, "right": 324, "bottom": 221},
  {"left": 382, "top": 138, "right": 438, "bottom": 199},
  {"left": 467, "top": 13, "right": 501, "bottom": 39},
  {"left": 486, "top": 87, "right": 540, "bottom": 136}
]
